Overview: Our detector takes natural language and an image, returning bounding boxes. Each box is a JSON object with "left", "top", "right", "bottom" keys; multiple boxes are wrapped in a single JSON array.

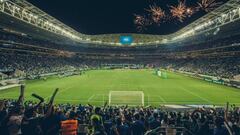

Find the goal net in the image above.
[{"left": 109, "top": 91, "right": 144, "bottom": 106}]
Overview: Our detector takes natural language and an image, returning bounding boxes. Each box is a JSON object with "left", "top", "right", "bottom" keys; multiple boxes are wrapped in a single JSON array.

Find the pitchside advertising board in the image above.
[{"left": 120, "top": 36, "right": 133, "bottom": 45}]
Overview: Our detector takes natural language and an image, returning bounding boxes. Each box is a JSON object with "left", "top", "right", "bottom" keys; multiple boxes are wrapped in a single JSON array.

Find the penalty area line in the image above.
[
  {"left": 44, "top": 86, "right": 74, "bottom": 101},
  {"left": 87, "top": 94, "right": 95, "bottom": 102},
  {"left": 180, "top": 87, "right": 213, "bottom": 104},
  {"left": 158, "top": 95, "right": 167, "bottom": 104}
]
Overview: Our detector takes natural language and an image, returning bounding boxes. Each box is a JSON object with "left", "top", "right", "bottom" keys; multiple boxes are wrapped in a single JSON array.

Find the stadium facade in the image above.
[{"left": 0, "top": 0, "right": 240, "bottom": 47}]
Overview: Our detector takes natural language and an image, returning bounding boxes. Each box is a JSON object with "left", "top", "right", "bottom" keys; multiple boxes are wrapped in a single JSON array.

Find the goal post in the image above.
[{"left": 109, "top": 91, "right": 144, "bottom": 106}]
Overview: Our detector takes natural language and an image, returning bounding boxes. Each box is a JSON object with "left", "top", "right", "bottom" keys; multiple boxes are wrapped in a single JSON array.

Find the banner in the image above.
[{"left": 61, "top": 120, "right": 78, "bottom": 135}]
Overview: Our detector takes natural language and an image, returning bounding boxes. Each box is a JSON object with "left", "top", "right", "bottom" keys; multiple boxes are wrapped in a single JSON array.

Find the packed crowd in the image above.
[
  {"left": 153, "top": 57, "right": 240, "bottom": 79},
  {"left": 0, "top": 53, "right": 85, "bottom": 77},
  {"left": 0, "top": 52, "right": 240, "bottom": 79},
  {"left": 1, "top": 30, "right": 240, "bottom": 79},
  {"left": 0, "top": 86, "right": 239, "bottom": 135}
]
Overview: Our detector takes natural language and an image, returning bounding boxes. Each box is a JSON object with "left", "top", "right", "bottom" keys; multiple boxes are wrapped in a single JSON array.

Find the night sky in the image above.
[{"left": 27, "top": 0, "right": 217, "bottom": 35}]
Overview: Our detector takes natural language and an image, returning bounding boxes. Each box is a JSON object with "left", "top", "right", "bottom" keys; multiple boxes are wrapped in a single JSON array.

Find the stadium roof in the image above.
[{"left": 0, "top": 0, "right": 240, "bottom": 46}]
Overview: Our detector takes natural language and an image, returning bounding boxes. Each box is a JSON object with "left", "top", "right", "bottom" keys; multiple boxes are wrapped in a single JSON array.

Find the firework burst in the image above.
[
  {"left": 170, "top": 1, "right": 187, "bottom": 22},
  {"left": 133, "top": 14, "right": 151, "bottom": 32},
  {"left": 197, "top": 0, "right": 222, "bottom": 12},
  {"left": 134, "top": 14, "right": 145, "bottom": 26},
  {"left": 185, "top": 7, "right": 195, "bottom": 17},
  {"left": 145, "top": 4, "right": 165, "bottom": 24},
  {"left": 132, "top": 0, "right": 221, "bottom": 32}
]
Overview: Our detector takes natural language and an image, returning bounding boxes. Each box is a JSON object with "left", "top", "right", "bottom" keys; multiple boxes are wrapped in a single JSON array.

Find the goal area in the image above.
[{"left": 108, "top": 91, "right": 144, "bottom": 106}]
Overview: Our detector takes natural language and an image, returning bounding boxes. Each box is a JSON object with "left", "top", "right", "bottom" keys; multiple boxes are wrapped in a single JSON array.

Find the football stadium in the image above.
[{"left": 0, "top": 0, "right": 240, "bottom": 134}]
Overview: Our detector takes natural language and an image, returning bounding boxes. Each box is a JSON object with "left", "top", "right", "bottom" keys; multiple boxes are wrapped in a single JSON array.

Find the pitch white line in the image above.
[
  {"left": 180, "top": 87, "right": 213, "bottom": 104},
  {"left": 44, "top": 86, "right": 74, "bottom": 100},
  {"left": 51, "top": 99, "right": 240, "bottom": 105},
  {"left": 0, "top": 84, "right": 21, "bottom": 91},
  {"left": 158, "top": 95, "right": 167, "bottom": 103},
  {"left": 1, "top": 96, "right": 239, "bottom": 105},
  {"left": 87, "top": 94, "right": 95, "bottom": 102},
  {"left": 55, "top": 99, "right": 104, "bottom": 103}
]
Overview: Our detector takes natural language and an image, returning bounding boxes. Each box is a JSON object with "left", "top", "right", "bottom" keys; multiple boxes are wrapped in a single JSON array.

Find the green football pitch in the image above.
[{"left": 0, "top": 69, "right": 240, "bottom": 106}]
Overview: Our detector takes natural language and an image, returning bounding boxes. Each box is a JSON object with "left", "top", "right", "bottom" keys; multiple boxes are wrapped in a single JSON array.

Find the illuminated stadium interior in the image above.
[{"left": 0, "top": 0, "right": 240, "bottom": 135}]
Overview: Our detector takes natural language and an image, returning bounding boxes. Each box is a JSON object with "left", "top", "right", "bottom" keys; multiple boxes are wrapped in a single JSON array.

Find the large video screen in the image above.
[{"left": 120, "top": 36, "right": 133, "bottom": 45}]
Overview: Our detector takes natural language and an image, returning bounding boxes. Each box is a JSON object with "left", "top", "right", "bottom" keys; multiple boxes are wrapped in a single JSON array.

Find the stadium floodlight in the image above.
[
  {"left": 162, "top": 39, "right": 168, "bottom": 43},
  {"left": 109, "top": 91, "right": 144, "bottom": 106}
]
